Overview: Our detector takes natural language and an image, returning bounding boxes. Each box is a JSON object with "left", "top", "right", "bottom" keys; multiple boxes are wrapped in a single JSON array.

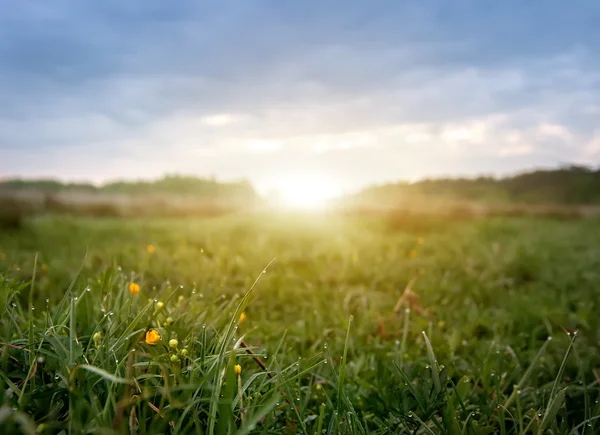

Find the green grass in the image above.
[{"left": 1, "top": 213, "right": 599, "bottom": 434}]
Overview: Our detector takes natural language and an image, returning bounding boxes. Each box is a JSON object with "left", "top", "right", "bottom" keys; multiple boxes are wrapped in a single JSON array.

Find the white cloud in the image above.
[{"left": 200, "top": 114, "right": 238, "bottom": 126}]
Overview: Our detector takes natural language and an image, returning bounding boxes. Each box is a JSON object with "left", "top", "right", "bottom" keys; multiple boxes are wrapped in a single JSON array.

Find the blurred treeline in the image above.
[
  {"left": 353, "top": 165, "right": 600, "bottom": 206},
  {"left": 2, "top": 166, "right": 600, "bottom": 228},
  {"left": 1, "top": 175, "right": 255, "bottom": 199}
]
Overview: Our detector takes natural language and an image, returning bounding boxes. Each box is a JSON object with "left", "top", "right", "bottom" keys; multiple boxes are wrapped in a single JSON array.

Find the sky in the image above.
[{"left": 1, "top": 1, "right": 600, "bottom": 194}]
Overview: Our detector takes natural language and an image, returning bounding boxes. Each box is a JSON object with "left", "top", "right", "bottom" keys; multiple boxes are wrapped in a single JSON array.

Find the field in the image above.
[{"left": 1, "top": 213, "right": 599, "bottom": 434}]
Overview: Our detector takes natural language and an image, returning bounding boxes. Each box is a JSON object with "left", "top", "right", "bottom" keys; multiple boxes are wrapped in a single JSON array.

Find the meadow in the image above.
[{"left": 1, "top": 212, "right": 599, "bottom": 434}]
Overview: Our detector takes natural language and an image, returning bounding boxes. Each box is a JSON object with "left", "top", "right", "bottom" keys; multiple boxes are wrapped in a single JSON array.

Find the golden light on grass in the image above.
[{"left": 277, "top": 175, "right": 341, "bottom": 210}]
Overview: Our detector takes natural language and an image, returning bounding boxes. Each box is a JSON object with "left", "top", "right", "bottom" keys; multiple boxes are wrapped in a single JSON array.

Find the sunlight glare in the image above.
[{"left": 278, "top": 176, "right": 340, "bottom": 210}]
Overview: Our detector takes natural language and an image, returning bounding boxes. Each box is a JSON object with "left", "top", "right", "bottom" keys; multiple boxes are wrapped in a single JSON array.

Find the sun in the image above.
[{"left": 277, "top": 176, "right": 341, "bottom": 210}]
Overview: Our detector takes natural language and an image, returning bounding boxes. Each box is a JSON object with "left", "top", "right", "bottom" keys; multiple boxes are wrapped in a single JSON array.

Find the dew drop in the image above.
[
  {"left": 31, "top": 306, "right": 35, "bottom": 311},
  {"left": 54, "top": 374, "right": 59, "bottom": 380},
  {"left": 11, "top": 303, "right": 16, "bottom": 307},
  {"left": 45, "top": 299, "right": 49, "bottom": 303},
  {"left": 73, "top": 297, "right": 78, "bottom": 301},
  {"left": 37, "top": 356, "right": 45, "bottom": 364},
  {"left": 395, "top": 340, "right": 400, "bottom": 346}
]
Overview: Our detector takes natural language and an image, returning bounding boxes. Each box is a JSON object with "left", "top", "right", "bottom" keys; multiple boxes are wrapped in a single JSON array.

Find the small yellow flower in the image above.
[
  {"left": 170, "top": 354, "right": 179, "bottom": 363},
  {"left": 145, "top": 329, "right": 161, "bottom": 345},
  {"left": 181, "top": 348, "right": 189, "bottom": 357},
  {"left": 156, "top": 301, "right": 164, "bottom": 310},
  {"left": 129, "top": 283, "right": 140, "bottom": 295},
  {"left": 165, "top": 317, "right": 174, "bottom": 326},
  {"left": 417, "top": 237, "right": 424, "bottom": 246},
  {"left": 93, "top": 332, "right": 102, "bottom": 345},
  {"left": 40, "top": 264, "right": 48, "bottom": 272},
  {"left": 239, "top": 312, "right": 247, "bottom": 324},
  {"left": 146, "top": 244, "right": 155, "bottom": 254},
  {"left": 438, "top": 320, "right": 445, "bottom": 329},
  {"left": 178, "top": 295, "right": 184, "bottom": 302},
  {"left": 234, "top": 364, "right": 242, "bottom": 376},
  {"left": 169, "top": 338, "right": 179, "bottom": 349},
  {"left": 409, "top": 250, "right": 417, "bottom": 259}
]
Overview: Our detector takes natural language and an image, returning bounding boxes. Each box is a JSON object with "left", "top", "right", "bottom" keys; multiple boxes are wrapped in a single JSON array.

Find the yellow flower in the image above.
[
  {"left": 178, "top": 295, "right": 184, "bottom": 302},
  {"left": 129, "top": 283, "right": 140, "bottom": 295},
  {"left": 181, "top": 348, "right": 189, "bottom": 357},
  {"left": 409, "top": 250, "right": 417, "bottom": 259},
  {"left": 239, "top": 312, "right": 247, "bottom": 324},
  {"left": 169, "top": 338, "right": 179, "bottom": 349},
  {"left": 93, "top": 332, "right": 102, "bottom": 345},
  {"left": 145, "top": 329, "right": 161, "bottom": 345},
  {"left": 156, "top": 301, "right": 164, "bottom": 310},
  {"left": 146, "top": 244, "right": 155, "bottom": 254},
  {"left": 234, "top": 364, "right": 242, "bottom": 376},
  {"left": 170, "top": 354, "right": 179, "bottom": 363},
  {"left": 417, "top": 237, "right": 424, "bottom": 245}
]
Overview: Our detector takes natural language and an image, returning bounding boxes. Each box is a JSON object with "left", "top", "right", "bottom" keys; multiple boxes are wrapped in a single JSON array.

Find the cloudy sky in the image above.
[{"left": 1, "top": 1, "right": 599, "bottom": 193}]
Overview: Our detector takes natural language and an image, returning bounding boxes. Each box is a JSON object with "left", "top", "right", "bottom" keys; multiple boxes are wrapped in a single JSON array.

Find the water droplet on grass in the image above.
[{"left": 73, "top": 297, "right": 78, "bottom": 301}]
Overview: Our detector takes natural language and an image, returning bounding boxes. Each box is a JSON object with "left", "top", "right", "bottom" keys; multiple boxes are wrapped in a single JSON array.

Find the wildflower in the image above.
[
  {"left": 239, "top": 312, "right": 247, "bottom": 324},
  {"left": 438, "top": 320, "right": 445, "bottom": 329},
  {"left": 156, "top": 301, "right": 164, "bottom": 311},
  {"left": 181, "top": 348, "right": 189, "bottom": 357},
  {"left": 146, "top": 244, "right": 155, "bottom": 254},
  {"left": 145, "top": 329, "right": 161, "bottom": 345},
  {"left": 93, "top": 332, "right": 102, "bottom": 346},
  {"left": 170, "top": 354, "right": 179, "bottom": 363},
  {"left": 169, "top": 338, "right": 179, "bottom": 349},
  {"left": 234, "top": 364, "right": 242, "bottom": 376},
  {"left": 165, "top": 317, "right": 174, "bottom": 327},
  {"left": 129, "top": 283, "right": 140, "bottom": 295},
  {"left": 178, "top": 295, "right": 184, "bottom": 302},
  {"left": 409, "top": 250, "right": 417, "bottom": 259}
]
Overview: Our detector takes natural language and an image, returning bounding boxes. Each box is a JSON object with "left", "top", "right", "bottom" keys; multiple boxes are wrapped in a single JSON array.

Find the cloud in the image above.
[{"left": 1, "top": 1, "right": 599, "bottom": 190}]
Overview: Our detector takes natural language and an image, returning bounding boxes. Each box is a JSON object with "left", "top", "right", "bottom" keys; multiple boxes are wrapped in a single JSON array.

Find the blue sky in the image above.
[{"left": 1, "top": 1, "right": 599, "bottom": 192}]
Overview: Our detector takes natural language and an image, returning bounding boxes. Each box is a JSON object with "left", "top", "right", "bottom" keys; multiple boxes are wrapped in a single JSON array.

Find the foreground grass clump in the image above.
[{"left": 1, "top": 214, "right": 600, "bottom": 433}]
